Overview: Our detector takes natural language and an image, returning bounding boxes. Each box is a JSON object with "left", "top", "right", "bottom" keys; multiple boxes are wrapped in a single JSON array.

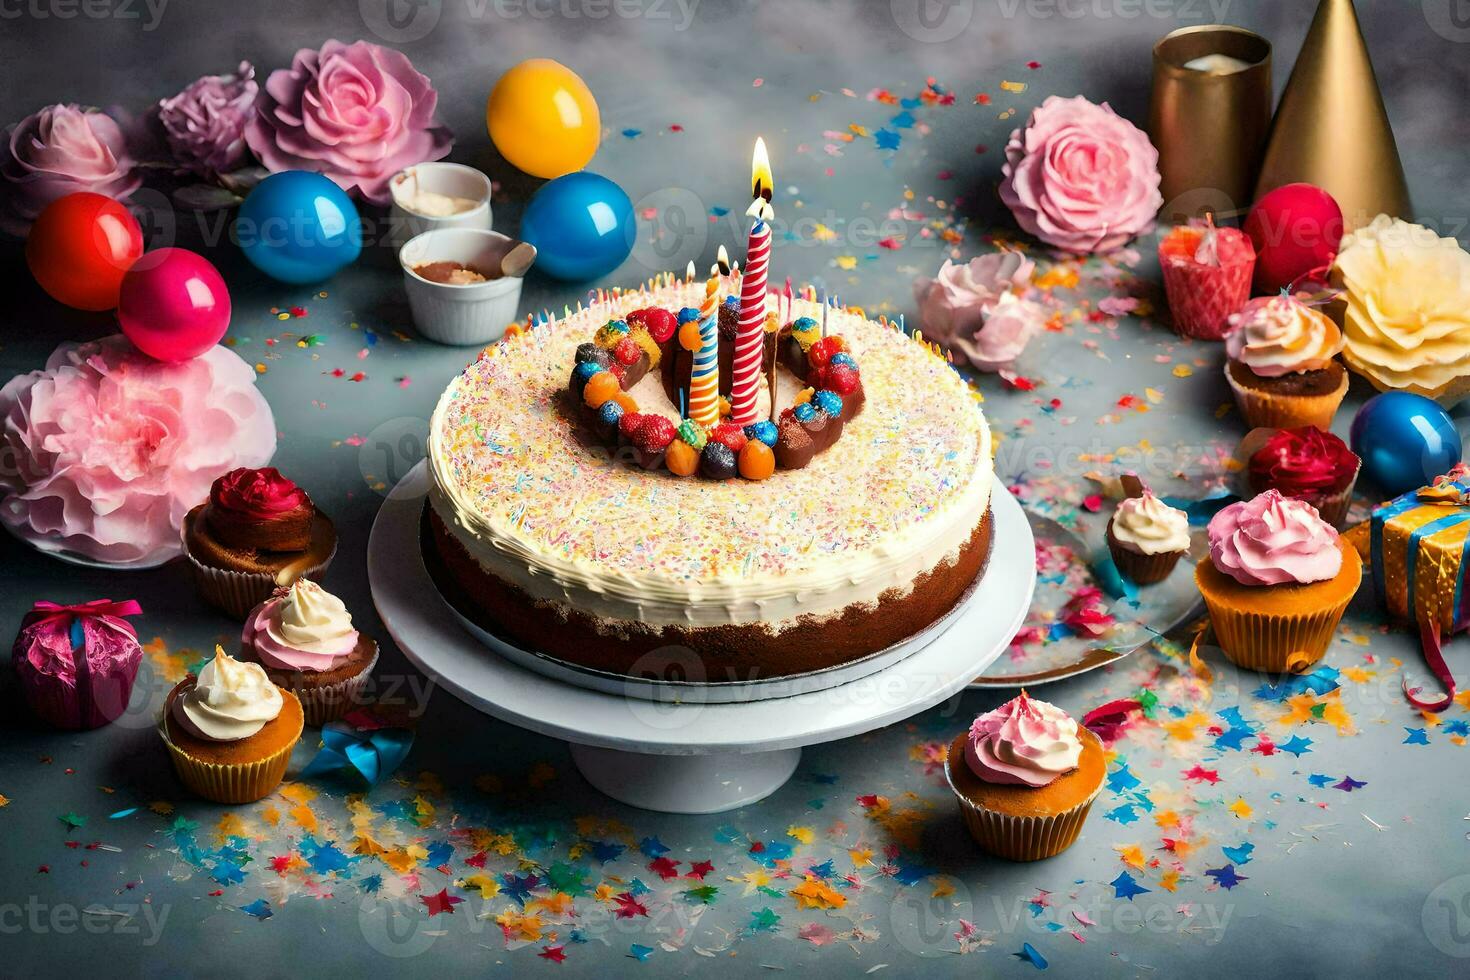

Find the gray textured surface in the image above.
[{"left": 2, "top": 1, "right": 1470, "bottom": 977}]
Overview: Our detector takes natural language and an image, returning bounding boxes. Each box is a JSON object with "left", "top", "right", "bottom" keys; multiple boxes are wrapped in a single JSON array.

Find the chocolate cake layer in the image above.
[{"left": 427, "top": 506, "right": 993, "bottom": 681}]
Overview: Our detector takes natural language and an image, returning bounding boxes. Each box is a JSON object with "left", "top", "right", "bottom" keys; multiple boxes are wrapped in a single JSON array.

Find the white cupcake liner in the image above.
[
  {"left": 185, "top": 538, "right": 337, "bottom": 620},
  {"left": 944, "top": 752, "right": 1102, "bottom": 861}
]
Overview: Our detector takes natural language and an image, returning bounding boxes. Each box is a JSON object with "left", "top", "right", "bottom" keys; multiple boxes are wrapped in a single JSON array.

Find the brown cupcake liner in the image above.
[
  {"left": 184, "top": 541, "right": 337, "bottom": 620},
  {"left": 1198, "top": 589, "right": 1354, "bottom": 674},
  {"left": 1225, "top": 363, "right": 1348, "bottom": 431},
  {"left": 267, "top": 645, "right": 380, "bottom": 727},
  {"left": 1106, "top": 524, "right": 1184, "bottom": 585},
  {"left": 157, "top": 692, "right": 303, "bottom": 804},
  {"left": 944, "top": 756, "right": 1101, "bottom": 862}
]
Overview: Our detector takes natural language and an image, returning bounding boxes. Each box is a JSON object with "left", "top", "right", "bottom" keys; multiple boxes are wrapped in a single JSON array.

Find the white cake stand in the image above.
[{"left": 368, "top": 462, "right": 1035, "bottom": 813}]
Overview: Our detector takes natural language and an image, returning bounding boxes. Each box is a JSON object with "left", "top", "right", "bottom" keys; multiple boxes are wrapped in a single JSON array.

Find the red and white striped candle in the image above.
[{"left": 731, "top": 138, "right": 774, "bottom": 427}]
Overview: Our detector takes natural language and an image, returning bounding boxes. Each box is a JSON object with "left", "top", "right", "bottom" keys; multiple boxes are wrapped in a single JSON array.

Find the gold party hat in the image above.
[{"left": 1254, "top": 0, "right": 1411, "bottom": 230}]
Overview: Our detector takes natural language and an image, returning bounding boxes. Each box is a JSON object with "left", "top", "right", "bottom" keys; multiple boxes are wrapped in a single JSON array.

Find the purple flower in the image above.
[
  {"left": 245, "top": 39, "right": 453, "bottom": 206},
  {"left": 0, "top": 104, "right": 139, "bottom": 236},
  {"left": 157, "top": 61, "right": 258, "bottom": 179}
]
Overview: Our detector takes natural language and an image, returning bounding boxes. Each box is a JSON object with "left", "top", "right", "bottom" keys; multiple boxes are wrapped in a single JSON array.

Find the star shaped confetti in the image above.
[
  {"left": 1335, "top": 776, "right": 1368, "bottom": 792},
  {"left": 420, "top": 889, "right": 463, "bottom": 916},
  {"left": 1110, "top": 871, "right": 1150, "bottom": 901},
  {"left": 1278, "top": 735, "right": 1314, "bottom": 757},
  {"left": 1205, "top": 865, "right": 1248, "bottom": 890}
]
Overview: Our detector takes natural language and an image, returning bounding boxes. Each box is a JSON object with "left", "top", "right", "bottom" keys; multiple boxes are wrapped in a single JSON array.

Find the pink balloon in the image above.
[{"left": 118, "top": 248, "right": 231, "bottom": 362}]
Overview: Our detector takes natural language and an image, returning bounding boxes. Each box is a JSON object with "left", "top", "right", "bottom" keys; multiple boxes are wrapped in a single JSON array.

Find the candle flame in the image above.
[
  {"left": 685, "top": 260, "right": 696, "bottom": 281},
  {"left": 712, "top": 244, "right": 731, "bottom": 277},
  {"left": 747, "top": 137, "right": 774, "bottom": 221}
]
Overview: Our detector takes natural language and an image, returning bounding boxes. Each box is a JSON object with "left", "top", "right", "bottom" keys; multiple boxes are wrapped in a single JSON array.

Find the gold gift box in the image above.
[{"left": 1368, "top": 476, "right": 1470, "bottom": 634}]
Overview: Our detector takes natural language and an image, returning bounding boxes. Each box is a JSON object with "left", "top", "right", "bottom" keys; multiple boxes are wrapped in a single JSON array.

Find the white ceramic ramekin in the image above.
[
  {"left": 399, "top": 228, "right": 525, "bottom": 346},
  {"left": 388, "top": 163, "right": 493, "bottom": 246}
]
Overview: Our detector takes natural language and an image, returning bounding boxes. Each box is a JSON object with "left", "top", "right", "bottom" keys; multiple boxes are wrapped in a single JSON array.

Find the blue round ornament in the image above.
[
  {"left": 236, "top": 171, "right": 362, "bottom": 283},
  {"left": 519, "top": 172, "right": 633, "bottom": 281},
  {"left": 1349, "top": 391, "right": 1463, "bottom": 497}
]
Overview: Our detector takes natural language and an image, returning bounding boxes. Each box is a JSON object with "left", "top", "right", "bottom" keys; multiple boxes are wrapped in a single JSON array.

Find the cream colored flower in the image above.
[{"left": 1332, "top": 215, "right": 1470, "bottom": 403}]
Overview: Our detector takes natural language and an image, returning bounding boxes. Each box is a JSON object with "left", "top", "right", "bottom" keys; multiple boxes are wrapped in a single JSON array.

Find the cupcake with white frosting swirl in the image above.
[
  {"left": 1223, "top": 294, "right": 1348, "bottom": 430},
  {"left": 944, "top": 692, "right": 1105, "bottom": 861},
  {"left": 159, "top": 647, "right": 303, "bottom": 803},
  {"left": 1106, "top": 488, "right": 1191, "bottom": 584},
  {"left": 240, "top": 580, "right": 379, "bottom": 725}
]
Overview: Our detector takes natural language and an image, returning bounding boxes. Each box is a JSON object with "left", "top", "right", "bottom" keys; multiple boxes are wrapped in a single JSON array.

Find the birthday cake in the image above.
[{"left": 425, "top": 278, "right": 994, "bottom": 681}]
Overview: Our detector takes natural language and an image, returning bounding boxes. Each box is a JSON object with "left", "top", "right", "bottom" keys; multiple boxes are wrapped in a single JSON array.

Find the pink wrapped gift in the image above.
[{"left": 12, "top": 599, "right": 144, "bottom": 730}]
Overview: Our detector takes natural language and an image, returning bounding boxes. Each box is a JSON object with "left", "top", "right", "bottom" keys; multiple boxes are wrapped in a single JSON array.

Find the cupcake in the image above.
[
  {"left": 944, "top": 692, "right": 1105, "bottom": 861},
  {"left": 1195, "top": 491, "right": 1362, "bottom": 674},
  {"left": 1106, "top": 488, "right": 1190, "bottom": 584},
  {"left": 1246, "top": 426, "right": 1360, "bottom": 527},
  {"left": 183, "top": 467, "right": 337, "bottom": 618},
  {"left": 1224, "top": 295, "right": 1348, "bottom": 430},
  {"left": 1158, "top": 219, "right": 1256, "bottom": 341},
  {"left": 240, "top": 580, "right": 379, "bottom": 726},
  {"left": 158, "top": 647, "right": 303, "bottom": 803}
]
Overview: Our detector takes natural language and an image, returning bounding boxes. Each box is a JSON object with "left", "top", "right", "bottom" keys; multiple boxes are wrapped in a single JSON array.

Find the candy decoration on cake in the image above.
[
  {"left": 732, "top": 139, "right": 774, "bottom": 427},
  {"left": 117, "top": 248, "right": 232, "bottom": 362},
  {"left": 688, "top": 274, "right": 723, "bottom": 429},
  {"left": 1349, "top": 392, "right": 1463, "bottom": 497},
  {"left": 25, "top": 192, "right": 143, "bottom": 311},
  {"left": 12, "top": 598, "right": 143, "bottom": 730},
  {"left": 237, "top": 170, "right": 362, "bottom": 283}
]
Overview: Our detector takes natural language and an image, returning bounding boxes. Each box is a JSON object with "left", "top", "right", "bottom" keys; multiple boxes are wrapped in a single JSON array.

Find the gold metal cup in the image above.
[{"left": 1149, "top": 26, "right": 1272, "bottom": 225}]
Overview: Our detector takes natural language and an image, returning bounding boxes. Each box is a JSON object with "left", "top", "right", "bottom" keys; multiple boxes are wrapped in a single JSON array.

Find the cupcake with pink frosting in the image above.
[
  {"left": 944, "top": 692, "right": 1105, "bottom": 861},
  {"left": 1195, "top": 490, "right": 1362, "bottom": 674},
  {"left": 239, "top": 579, "right": 378, "bottom": 725},
  {"left": 1224, "top": 294, "right": 1348, "bottom": 430}
]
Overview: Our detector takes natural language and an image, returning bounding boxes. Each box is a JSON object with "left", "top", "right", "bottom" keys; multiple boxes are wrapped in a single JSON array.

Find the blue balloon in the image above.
[
  {"left": 236, "top": 171, "right": 362, "bottom": 283},
  {"left": 1350, "top": 392, "right": 1463, "bottom": 497},
  {"left": 519, "top": 172, "right": 633, "bottom": 281}
]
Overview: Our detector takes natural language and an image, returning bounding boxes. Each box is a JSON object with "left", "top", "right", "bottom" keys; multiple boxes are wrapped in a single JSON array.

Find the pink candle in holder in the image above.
[{"left": 1159, "top": 217, "right": 1256, "bottom": 340}]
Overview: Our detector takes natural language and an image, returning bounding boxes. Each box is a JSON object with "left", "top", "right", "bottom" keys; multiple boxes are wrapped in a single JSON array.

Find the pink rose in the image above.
[
  {"left": 0, "top": 104, "right": 140, "bottom": 236},
  {"left": 1000, "top": 95, "right": 1162, "bottom": 254},
  {"left": 158, "top": 61, "right": 259, "bottom": 179},
  {"left": 912, "top": 251, "right": 1035, "bottom": 347},
  {"left": 246, "top": 39, "right": 453, "bottom": 206},
  {"left": 954, "top": 294, "right": 1048, "bottom": 372},
  {"left": 0, "top": 336, "right": 276, "bottom": 567}
]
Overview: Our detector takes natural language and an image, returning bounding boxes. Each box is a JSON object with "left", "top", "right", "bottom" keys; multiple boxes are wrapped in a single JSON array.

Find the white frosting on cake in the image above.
[{"left": 427, "top": 282, "right": 993, "bottom": 633}]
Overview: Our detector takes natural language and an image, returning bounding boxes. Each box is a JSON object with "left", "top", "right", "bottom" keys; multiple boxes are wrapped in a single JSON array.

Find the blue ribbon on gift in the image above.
[{"left": 300, "top": 722, "right": 415, "bottom": 788}]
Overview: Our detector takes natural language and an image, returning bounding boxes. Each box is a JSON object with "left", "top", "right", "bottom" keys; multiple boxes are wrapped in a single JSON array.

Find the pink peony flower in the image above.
[
  {"left": 246, "top": 39, "right": 453, "bottom": 206},
  {"left": 0, "top": 336, "right": 276, "bottom": 567},
  {"left": 1000, "top": 95, "right": 1162, "bottom": 254},
  {"left": 158, "top": 61, "right": 259, "bottom": 179},
  {"left": 953, "top": 293, "right": 1048, "bottom": 372},
  {"left": 912, "top": 251, "right": 1035, "bottom": 347},
  {"left": 0, "top": 103, "right": 140, "bottom": 236}
]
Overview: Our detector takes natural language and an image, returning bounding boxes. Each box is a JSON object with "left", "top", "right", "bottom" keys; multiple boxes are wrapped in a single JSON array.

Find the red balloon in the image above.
[
  {"left": 118, "top": 248, "right": 232, "bottom": 362},
  {"left": 1244, "top": 183, "right": 1344, "bottom": 295},
  {"left": 25, "top": 192, "right": 144, "bottom": 311}
]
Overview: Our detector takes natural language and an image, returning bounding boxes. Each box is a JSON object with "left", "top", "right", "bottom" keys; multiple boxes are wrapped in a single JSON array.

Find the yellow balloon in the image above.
[{"left": 487, "top": 59, "right": 600, "bottom": 179}]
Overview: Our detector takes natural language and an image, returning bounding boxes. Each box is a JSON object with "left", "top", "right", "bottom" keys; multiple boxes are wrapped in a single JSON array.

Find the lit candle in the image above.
[
  {"left": 1182, "top": 53, "right": 1252, "bottom": 74},
  {"left": 689, "top": 248, "right": 728, "bottom": 429},
  {"left": 732, "top": 138, "right": 774, "bottom": 427}
]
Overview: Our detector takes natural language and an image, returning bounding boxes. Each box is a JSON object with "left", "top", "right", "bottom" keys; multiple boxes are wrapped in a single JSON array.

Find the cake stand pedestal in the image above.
[{"left": 368, "top": 463, "right": 1035, "bottom": 814}]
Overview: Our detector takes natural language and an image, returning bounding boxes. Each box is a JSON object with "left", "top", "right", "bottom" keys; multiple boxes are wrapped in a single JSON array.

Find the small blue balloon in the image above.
[
  {"left": 1350, "top": 391, "right": 1463, "bottom": 497},
  {"left": 519, "top": 172, "right": 633, "bottom": 281},
  {"left": 236, "top": 171, "right": 362, "bottom": 284}
]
